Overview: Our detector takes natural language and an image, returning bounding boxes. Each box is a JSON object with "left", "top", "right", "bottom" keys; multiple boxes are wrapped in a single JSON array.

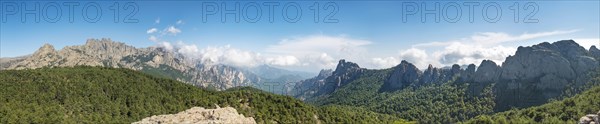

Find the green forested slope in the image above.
[
  {"left": 465, "top": 85, "right": 600, "bottom": 124},
  {"left": 0, "top": 66, "right": 399, "bottom": 124}
]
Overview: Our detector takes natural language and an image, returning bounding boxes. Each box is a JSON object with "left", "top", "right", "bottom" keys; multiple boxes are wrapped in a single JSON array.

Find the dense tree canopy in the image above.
[{"left": 0, "top": 66, "right": 399, "bottom": 123}]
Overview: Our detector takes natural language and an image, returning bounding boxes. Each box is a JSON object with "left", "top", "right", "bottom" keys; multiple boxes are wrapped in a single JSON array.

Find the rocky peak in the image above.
[
  {"left": 473, "top": 60, "right": 501, "bottom": 83},
  {"left": 333, "top": 59, "right": 360, "bottom": 74},
  {"left": 312, "top": 59, "right": 366, "bottom": 95},
  {"left": 551, "top": 39, "right": 588, "bottom": 59},
  {"left": 134, "top": 106, "right": 256, "bottom": 124},
  {"left": 459, "top": 64, "right": 476, "bottom": 82},
  {"left": 381, "top": 60, "right": 421, "bottom": 92},
  {"left": 590, "top": 45, "right": 600, "bottom": 59},
  {"left": 34, "top": 43, "right": 57, "bottom": 56},
  {"left": 450, "top": 64, "right": 461, "bottom": 74}
]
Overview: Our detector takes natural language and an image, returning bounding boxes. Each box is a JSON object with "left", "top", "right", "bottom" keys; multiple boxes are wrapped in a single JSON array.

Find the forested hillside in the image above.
[
  {"left": 0, "top": 66, "right": 402, "bottom": 124},
  {"left": 466, "top": 85, "right": 600, "bottom": 123},
  {"left": 308, "top": 68, "right": 496, "bottom": 123}
]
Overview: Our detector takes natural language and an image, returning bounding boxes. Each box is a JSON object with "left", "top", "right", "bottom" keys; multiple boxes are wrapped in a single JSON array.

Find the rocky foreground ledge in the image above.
[
  {"left": 133, "top": 107, "right": 256, "bottom": 124},
  {"left": 579, "top": 111, "right": 600, "bottom": 124}
]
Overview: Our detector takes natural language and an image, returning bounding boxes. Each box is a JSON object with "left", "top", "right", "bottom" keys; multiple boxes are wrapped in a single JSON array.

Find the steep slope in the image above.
[
  {"left": 0, "top": 66, "right": 399, "bottom": 123},
  {"left": 2, "top": 38, "right": 263, "bottom": 90}
]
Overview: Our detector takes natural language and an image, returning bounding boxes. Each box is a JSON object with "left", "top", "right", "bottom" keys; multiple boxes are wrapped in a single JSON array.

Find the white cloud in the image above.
[
  {"left": 371, "top": 57, "right": 399, "bottom": 68},
  {"left": 267, "top": 35, "right": 371, "bottom": 55},
  {"left": 164, "top": 26, "right": 182, "bottom": 35},
  {"left": 197, "top": 45, "right": 263, "bottom": 67},
  {"left": 160, "top": 42, "right": 174, "bottom": 51},
  {"left": 146, "top": 28, "right": 158, "bottom": 34},
  {"left": 176, "top": 42, "right": 199, "bottom": 57},
  {"left": 266, "top": 35, "right": 372, "bottom": 69},
  {"left": 399, "top": 48, "right": 430, "bottom": 68},
  {"left": 265, "top": 55, "right": 300, "bottom": 66},
  {"left": 470, "top": 30, "right": 579, "bottom": 45}
]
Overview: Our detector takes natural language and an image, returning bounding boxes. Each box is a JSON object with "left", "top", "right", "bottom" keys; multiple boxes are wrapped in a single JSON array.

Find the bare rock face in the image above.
[
  {"left": 381, "top": 60, "right": 421, "bottom": 92},
  {"left": 133, "top": 107, "right": 256, "bottom": 124},
  {"left": 473, "top": 60, "right": 500, "bottom": 83}
]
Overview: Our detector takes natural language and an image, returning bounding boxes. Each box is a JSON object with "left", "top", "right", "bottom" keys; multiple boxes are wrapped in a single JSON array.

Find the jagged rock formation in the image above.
[
  {"left": 133, "top": 107, "right": 256, "bottom": 124},
  {"left": 293, "top": 40, "right": 600, "bottom": 111},
  {"left": 314, "top": 60, "right": 365, "bottom": 95},
  {"left": 579, "top": 110, "right": 600, "bottom": 124},
  {"left": 2, "top": 38, "right": 260, "bottom": 90},
  {"left": 473, "top": 60, "right": 501, "bottom": 83},
  {"left": 590, "top": 46, "right": 600, "bottom": 59},
  {"left": 381, "top": 60, "right": 422, "bottom": 92},
  {"left": 290, "top": 60, "right": 367, "bottom": 100}
]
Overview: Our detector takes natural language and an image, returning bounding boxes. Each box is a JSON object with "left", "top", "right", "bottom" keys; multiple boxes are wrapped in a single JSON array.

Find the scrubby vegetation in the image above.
[
  {"left": 0, "top": 66, "right": 398, "bottom": 123},
  {"left": 465, "top": 82, "right": 600, "bottom": 123}
]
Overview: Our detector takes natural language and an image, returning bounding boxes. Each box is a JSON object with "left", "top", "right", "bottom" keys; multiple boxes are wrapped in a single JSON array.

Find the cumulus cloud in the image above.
[
  {"left": 399, "top": 48, "right": 430, "bottom": 68},
  {"left": 146, "top": 28, "right": 158, "bottom": 34},
  {"left": 197, "top": 45, "right": 263, "bottom": 67},
  {"left": 265, "top": 55, "right": 300, "bottom": 66},
  {"left": 266, "top": 35, "right": 372, "bottom": 68},
  {"left": 371, "top": 57, "right": 399, "bottom": 68},
  {"left": 164, "top": 26, "right": 182, "bottom": 35},
  {"left": 160, "top": 42, "right": 174, "bottom": 51}
]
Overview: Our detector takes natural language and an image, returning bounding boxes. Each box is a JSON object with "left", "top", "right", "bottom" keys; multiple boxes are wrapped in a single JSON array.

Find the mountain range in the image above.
[
  {"left": 0, "top": 38, "right": 312, "bottom": 91},
  {"left": 290, "top": 40, "right": 600, "bottom": 119}
]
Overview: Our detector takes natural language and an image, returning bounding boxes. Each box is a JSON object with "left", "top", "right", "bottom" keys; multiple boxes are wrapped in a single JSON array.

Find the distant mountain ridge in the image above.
[{"left": 0, "top": 38, "right": 311, "bottom": 91}]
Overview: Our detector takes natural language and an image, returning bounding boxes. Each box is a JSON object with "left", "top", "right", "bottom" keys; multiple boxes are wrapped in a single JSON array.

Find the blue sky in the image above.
[{"left": 1, "top": 1, "right": 599, "bottom": 72}]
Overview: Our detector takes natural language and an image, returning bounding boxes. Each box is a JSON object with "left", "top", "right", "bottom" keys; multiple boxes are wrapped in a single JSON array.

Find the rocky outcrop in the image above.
[
  {"left": 0, "top": 56, "right": 28, "bottom": 70},
  {"left": 492, "top": 40, "right": 600, "bottom": 110},
  {"left": 331, "top": 59, "right": 364, "bottom": 87},
  {"left": 314, "top": 60, "right": 365, "bottom": 95},
  {"left": 460, "top": 64, "right": 476, "bottom": 82},
  {"left": 133, "top": 107, "right": 256, "bottom": 124},
  {"left": 473, "top": 60, "right": 501, "bottom": 83},
  {"left": 3, "top": 38, "right": 261, "bottom": 91},
  {"left": 579, "top": 110, "right": 599, "bottom": 124},
  {"left": 590, "top": 46, "right": 600, "bottom": 59},
  {"left": 381, "top": 60, "right": 421, "bottom": 92}
]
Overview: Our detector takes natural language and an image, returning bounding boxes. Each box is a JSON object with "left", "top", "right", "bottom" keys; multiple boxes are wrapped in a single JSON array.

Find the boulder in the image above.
[{"left": 133, "top": 107, "right": 256, "bottom": 124}]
